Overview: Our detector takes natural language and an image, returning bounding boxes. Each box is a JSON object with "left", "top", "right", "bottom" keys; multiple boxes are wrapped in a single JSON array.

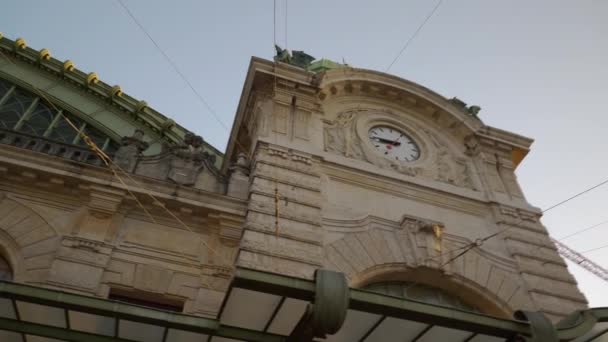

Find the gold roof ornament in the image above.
[
  {"left": 135, "top": 100, "right": 148, "bottom": 113},
  {"left": 14, "top": 38, "right": 26, "bottom": 50},
  {"left": 63, "top": 60, "right": 75, "bottom": 73},
  {"left": 86, "top": 72, "right": 99, "bottom": 86},
  {"left": 109, "top": 85, "right": 123, "bottom": 98},
  {"left": 39, "top": 48, "right": 51, "bottom": 61}
]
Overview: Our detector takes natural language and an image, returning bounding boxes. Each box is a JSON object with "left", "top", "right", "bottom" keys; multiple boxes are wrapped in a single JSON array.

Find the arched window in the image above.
[
  {"left": 0, "top": 254, "right": 12, "bottom": 281},
  {"left": 0, "top": 78, "right": 120, "bottom": 162},
  {"left": 364, "top": 281, "right": 479, "bottom": 312}
]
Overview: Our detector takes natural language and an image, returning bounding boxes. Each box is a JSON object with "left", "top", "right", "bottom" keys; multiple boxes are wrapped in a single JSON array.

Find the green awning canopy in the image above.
[{"left": 1, "top": 268, "right": 607, "bottom": 341}]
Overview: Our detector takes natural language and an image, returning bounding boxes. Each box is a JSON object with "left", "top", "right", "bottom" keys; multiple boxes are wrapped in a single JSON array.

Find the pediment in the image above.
[{"left": 317, "top": 68, "right": 484, "bottom": 140}]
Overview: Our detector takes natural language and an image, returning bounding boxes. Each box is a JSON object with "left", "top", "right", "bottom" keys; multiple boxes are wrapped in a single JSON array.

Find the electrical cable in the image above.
[
  {"left": 440, "top": 176, "right": 608, "bottom": 268},
  {"left": 557, "top": 219, "right": 608, "bottom": 241},
  {"left": 385, "top": 0, "right": 444, "bottom": 72},
  {"left": 116, "top": 0, "right": 251, "bottom": 158}
]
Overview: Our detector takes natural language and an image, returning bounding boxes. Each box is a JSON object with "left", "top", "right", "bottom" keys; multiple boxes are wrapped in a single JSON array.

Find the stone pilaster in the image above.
[
  {"left": 465, "top": 135, "right": 526, "bottom": 203},
  {"left": 492, "top": 204, "right": 588, "bottom": 321},
  {"left": 236, "top": 143, "right": 323, "bottom": 279}
]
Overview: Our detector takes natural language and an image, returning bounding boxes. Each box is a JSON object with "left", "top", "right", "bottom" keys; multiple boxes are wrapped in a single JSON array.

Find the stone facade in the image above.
[
  {"left": 0, "top": 36, "right": 587, "bottom": 323},
  {"left": 225, "top": 59, "right": 588, "bottom": 321}
]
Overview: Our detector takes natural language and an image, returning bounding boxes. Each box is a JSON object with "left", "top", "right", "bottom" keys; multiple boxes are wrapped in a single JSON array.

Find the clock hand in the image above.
[{"left": 371, "top": 137, "right": 402, "bottom": 146}]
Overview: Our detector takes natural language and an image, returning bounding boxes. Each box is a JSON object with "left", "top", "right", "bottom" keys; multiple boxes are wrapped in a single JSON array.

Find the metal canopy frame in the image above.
[
  {"left": 0, "top": 280, "right": 284, "bottom": 342},
  {"left": 225, "top": 268, "right": 608, "bottom": 342},
  {"left": 1, "top": 268, "right": 607, "bottom": 342}
]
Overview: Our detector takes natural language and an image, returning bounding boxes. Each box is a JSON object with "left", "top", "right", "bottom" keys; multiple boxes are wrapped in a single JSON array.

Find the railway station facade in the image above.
[{"left": 0, "top": 36, "right": 604, "bottom": 341}]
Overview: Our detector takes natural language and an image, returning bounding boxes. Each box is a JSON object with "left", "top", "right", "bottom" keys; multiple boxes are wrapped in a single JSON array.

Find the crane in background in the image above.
[{"left": 552, "top": 238, "right": 608, "bottom": 282}]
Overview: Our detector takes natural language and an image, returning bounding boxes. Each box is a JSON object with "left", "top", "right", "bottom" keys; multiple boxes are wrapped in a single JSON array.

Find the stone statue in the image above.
[
  {"left": 449, "top": 97, "right": 481, "bottom": 118},
  {"left": 113, "top": 129, "right": 149, "bottom": 172},
  {"left": 227, "top": 152, "right": 250, "bottom": 199},
  {"left": 323, "top": 111, "right": 365, "bottom": 160},
  {"left": 274, "top": 45, "right": 316, "bottom": 69},
  {"left": 274, "top": 45, "right": 291, "bottom": 64},
  {"left": 167, "top": 132, "right": 216, "bottom": 185}
]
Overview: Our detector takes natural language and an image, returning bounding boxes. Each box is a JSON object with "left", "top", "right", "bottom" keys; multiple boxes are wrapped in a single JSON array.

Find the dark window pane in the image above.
[
  {"left": 0, "top": 88, "right": 35, "bottom": 130},
  {"left": 48, "top": 113, "right": 83, "bottom": 143},
  {"left": 18, "top": 101, "right": 56, "bottom": 136},
  {"left": 0, "top": 78, "right": 120, "bottom": 160},
  {"left": 105, "top": 141, "right": 120, "bottom": 154},
  {"left": 80, "top": 124, "right": 109, "bottom": 148},
  {"left": 109, "top": 290, "right": 183, "bottom": 312},
  {"left": 0, "top": 78, "right": 12, "bottom": 98}
]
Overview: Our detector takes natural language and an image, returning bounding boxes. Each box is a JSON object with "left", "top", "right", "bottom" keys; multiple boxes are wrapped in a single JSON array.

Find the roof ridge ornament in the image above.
[
  {"left": 449, "top": 97, "right": 482, "bottom": 118},
  {"left": 14, "top": 37, "right": 26, "bottom": 50},
  {"left": 86, "top": 72, "right": 99, "bottom": 86},
  {"left": 62, "top": 60, "right": 75, "bottom": 73},
  {"left": 109, "top": 85, "right": 123, "bottom": 98},
  {"left": 38, "top": 48, "right": 51, "bottom": 62}
]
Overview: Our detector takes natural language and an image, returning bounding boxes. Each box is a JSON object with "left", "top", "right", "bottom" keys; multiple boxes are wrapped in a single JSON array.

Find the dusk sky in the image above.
[{"left": 2, "top": 0, "right": 607, "bottom": 306}]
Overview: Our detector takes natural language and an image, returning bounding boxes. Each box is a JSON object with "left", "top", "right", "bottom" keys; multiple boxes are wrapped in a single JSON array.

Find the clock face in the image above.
[{"left": 368, "top": 126, "right": 420, "bottom": 162}]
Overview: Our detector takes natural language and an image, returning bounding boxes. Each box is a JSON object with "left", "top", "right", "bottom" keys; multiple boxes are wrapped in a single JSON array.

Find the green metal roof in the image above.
[
  {"left": 307, "top": 59, "right": 347, "bottom": 73},
  {"left": 0, "top": 35, "right": 223, "bottom": 166}
]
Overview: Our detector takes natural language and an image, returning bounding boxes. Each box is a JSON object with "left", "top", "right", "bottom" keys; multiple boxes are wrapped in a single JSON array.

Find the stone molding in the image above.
[{"left": 0, "top": 144, "right": 247, "bottom": 216}]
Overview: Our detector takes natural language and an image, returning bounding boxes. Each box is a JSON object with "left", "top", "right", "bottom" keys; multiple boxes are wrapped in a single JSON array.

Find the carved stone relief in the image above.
[
  {"left": 323, "top": 111, "right": 366, "bottom": 161},
  {"left": 126, "top": 132, "right": 224, "bottom": 189},
  {"left": 167, "top": 133, "right": 217, "bottom": 185},
  {"left": 323, "top": 110, "right": 476, "bottom": 190}
]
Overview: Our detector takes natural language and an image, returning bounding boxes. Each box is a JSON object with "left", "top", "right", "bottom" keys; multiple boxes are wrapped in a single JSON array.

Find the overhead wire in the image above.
[
  {"left": 285, "top": 0, "right": 288, "bottom": 49},
  {"left": 385, "top": 0, "right": 444, "bottom": 72},
  {"left": 581, "top": 244, "right": 608, "bottom": 255},
  {"left": 556, "top": 219, "right": 608, "bottom": 241},
  {"left": 273, "top": 0, "right": 281, "bottom": 237},
  {"left": 439, "top": 175, "right": 608, "bottom": 269},
  {"left": 116, "top": 0, "right": 226, "bottom": 131}
]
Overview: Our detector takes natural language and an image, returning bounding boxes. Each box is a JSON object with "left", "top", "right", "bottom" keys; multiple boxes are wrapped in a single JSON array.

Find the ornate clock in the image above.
[{"left": 368, "top": 125, "right": 420, "bottom": 162}]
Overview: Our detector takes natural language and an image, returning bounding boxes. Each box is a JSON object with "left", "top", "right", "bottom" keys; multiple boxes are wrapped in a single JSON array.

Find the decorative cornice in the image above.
[{"left": 0, "top": 144, "right": 247, "bottom": 217}]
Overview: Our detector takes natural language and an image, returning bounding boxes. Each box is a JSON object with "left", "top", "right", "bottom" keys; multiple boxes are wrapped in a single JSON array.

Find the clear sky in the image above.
[{"left": 2, "top": 0, "right": 607, "bottom": 307}]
